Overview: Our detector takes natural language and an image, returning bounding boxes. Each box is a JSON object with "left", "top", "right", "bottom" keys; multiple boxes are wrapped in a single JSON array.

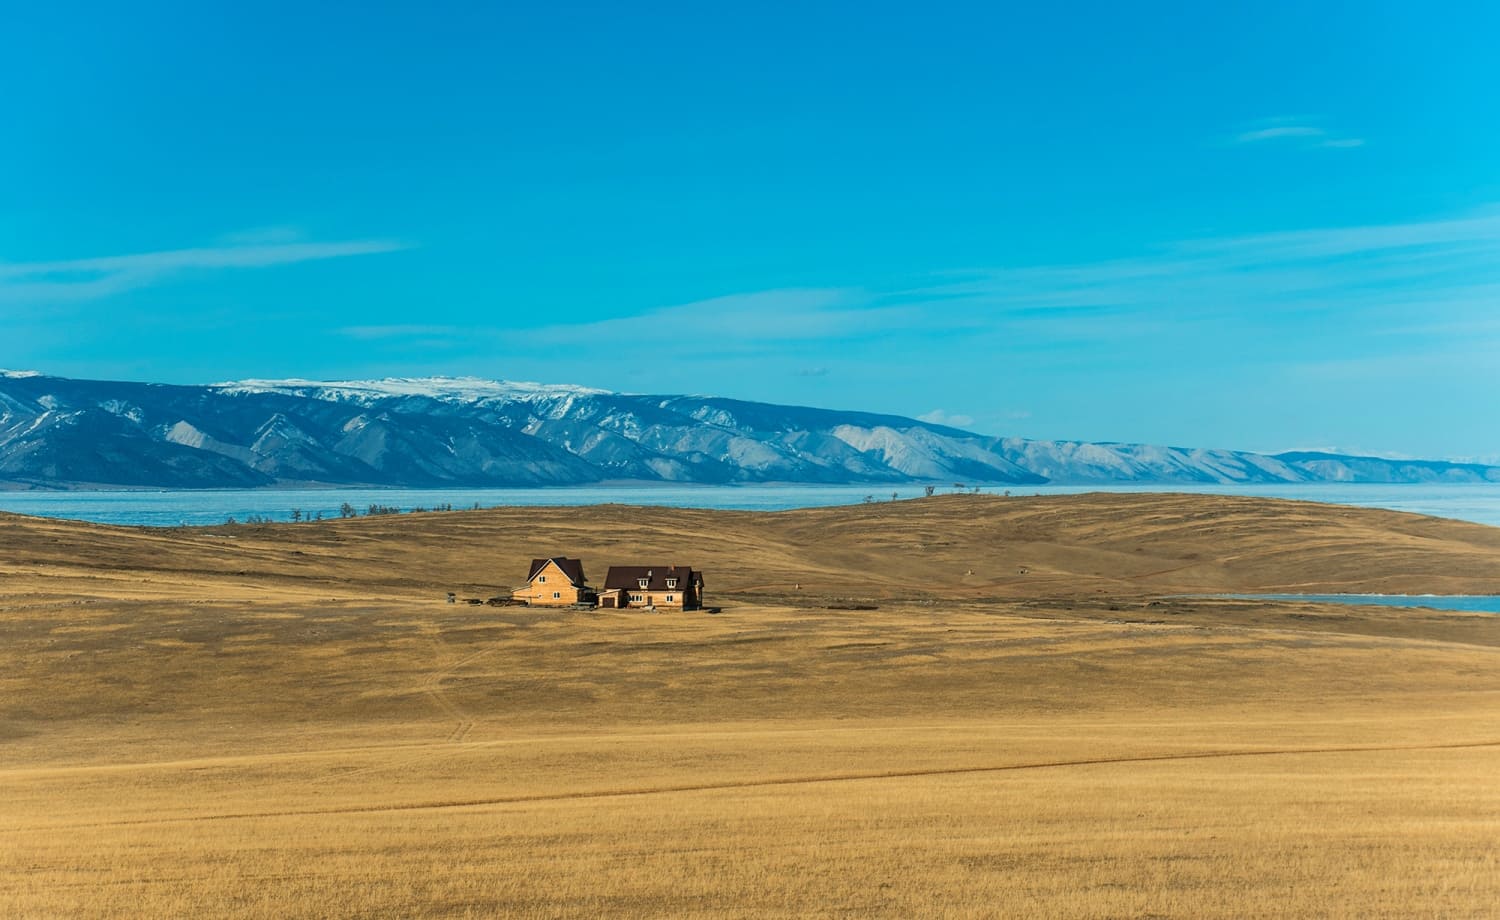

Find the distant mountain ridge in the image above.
[{"left": 0, "top": 371, "right": 1495, "bottom": 489}]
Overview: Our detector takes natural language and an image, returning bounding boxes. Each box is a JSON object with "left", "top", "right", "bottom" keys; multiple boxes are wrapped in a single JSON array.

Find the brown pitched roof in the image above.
[
  {"left": 527, "top": 556, "right": 587, "bottom": 586},
  {"left": 602, "top": 565, "right": 702, "bottom": 592}
]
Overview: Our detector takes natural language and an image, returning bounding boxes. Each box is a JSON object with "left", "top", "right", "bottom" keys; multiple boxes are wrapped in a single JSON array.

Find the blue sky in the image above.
[{"left": 3, "top": 1, "right": 1498, "bottom": 460}]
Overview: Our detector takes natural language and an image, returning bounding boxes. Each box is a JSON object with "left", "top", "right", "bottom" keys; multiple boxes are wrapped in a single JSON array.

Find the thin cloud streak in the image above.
[
  {"left": 1235, "top": 125, "right": 1324, "bottom": 143},
  {"left": 937, "top": 209, "right": 1500, "bottom": 324},
  {"left": 525, "top": 206, "right": 1500, "bottom": 363},
  {"left": 918, "top": 409, "right": 975, "bottom": 427},
  {"left": 0, "top": 239, "right": 411, "bottom": 304},
  {"left": 1230, "top": 117, "right": 1363, "bottom": 150},
  {"left": 527, "top": 288, "right": 928, "bottom": 350}
]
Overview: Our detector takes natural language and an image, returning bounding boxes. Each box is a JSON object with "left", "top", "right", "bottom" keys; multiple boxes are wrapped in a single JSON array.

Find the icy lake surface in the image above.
[{"left": 1, "top": 482, "right": 1498, "bottom": 529}]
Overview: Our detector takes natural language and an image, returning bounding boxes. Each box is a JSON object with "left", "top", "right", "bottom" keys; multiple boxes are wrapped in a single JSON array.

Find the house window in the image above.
[
  {"left": 552, "top": 592, "right": 561, "bottom": 599},
  {"left": 666, "top": 578, "right": 677, "bottom": 589},
  {"left": 638, "top": 578, "right": 649, "bottom": 589},
  {"left": 539, "top": 575, "right": 546, "bottom": 583},
  {"left": 666, "top": 594, "right": 675, "bottom": 602},
  {"left": 630, "top": 593, "right": 644, "bottom": 603}
]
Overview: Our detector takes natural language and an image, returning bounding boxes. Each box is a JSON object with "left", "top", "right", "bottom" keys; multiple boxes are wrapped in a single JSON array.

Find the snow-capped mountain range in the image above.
[{"left": 0, "top": 371, "right": 1495, "bottom": 489}]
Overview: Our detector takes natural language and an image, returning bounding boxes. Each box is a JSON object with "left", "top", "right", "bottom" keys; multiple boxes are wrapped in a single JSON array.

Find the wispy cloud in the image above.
[
  {"left": 528, "top": 288, "right": 925, "bottom": 350},
  {"left": 918, "top": 409, "right": 975, "bottom": 428},
  {"left": 943, "top": 208, "right": 1500, "bottom": 324},
  {"left": 1230, "top": 117, "right": 1363, "bottom": 150},
  {"left": 0, "top": 238, "right": 411, "bottom": 304},
  {"left": 518, "top": 207, "right": 1500, "bottom": 368},
  {"left": 1236, "top": 125, "right": 1324, "bottom": 144}
]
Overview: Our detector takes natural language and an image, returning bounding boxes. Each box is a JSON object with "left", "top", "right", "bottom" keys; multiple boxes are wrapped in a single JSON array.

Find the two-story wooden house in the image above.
[
  {"left": 597, "top": 565, "right": 704, "bottom": 610},
  {"left": 511, "top": 556, "right": 594, "bottom": 606}
]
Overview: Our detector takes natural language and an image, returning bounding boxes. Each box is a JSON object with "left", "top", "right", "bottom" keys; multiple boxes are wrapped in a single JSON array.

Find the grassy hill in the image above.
[{"left": 3, "top": 493, "right": 1498, "bottom": 917}]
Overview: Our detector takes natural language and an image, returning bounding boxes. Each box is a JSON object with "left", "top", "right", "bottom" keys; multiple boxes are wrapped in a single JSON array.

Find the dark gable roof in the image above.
[
  {"left": 603, "top": 565, "right": 702, "bottom": 592},
  {"left": 528, "top": 556, "right": 587, "bottom": 586}
]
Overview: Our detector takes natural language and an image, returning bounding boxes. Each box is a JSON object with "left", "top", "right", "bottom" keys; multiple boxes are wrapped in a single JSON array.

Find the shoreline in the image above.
[{"left": 1, "top": 481, "right": 1499, "bottom": 530}]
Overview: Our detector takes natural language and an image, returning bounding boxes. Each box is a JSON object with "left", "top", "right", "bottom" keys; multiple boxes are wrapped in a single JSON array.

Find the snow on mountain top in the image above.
[
  {"left": 214, "top": 376, "right": 611, "bottom": 404},
  {"left": 0, "top": 369, "right": 42, "bottom": 378}
]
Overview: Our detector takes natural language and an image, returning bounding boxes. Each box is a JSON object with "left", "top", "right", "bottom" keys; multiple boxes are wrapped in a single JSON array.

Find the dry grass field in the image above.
[{"left": 2, "top": 492, "right": 1499, "bottom": 918}]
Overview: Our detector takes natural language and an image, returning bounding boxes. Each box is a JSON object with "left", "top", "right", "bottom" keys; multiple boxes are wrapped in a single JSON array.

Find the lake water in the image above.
[
  {"left": 1213, "top": 594, "right": 1500, "bottom": 613},
  {"left": 0, "top": 482, "right": 1498, "bottom": 529}
]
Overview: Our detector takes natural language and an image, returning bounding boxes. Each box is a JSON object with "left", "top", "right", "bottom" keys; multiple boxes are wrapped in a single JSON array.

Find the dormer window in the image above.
[
  {"left": 666, "top": 578, "right": 678, "bottom": 589},
  {"left": 638, "top": 578, "right": 649, "bottom": 589}
]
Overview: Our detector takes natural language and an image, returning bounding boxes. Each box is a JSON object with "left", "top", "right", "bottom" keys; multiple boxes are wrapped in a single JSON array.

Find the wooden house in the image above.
[
  {"left": 597, "top": 565, "right": 704, "bottom": 610},
  {"left": 512, "top": 556, "right": 593, "bottom": 606}
]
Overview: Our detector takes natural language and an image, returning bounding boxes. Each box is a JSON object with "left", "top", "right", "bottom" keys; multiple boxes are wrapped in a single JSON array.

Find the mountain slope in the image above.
[{"left": 0, "top": 371, "right": 1495, "bottom": 489}]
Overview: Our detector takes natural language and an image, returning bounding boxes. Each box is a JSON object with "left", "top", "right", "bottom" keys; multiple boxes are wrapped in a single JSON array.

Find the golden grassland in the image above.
[{"left": 2, "top": 493, "right": 1499, "bottom": 917}]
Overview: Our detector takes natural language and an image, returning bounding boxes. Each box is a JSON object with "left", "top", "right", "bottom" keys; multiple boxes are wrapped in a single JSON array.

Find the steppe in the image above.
[{"left": 3, "top": 492, "right": 1499, "bottom": 918}]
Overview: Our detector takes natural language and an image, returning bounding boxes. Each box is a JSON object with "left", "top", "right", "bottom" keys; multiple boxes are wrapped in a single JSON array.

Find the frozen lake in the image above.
[
  {"left": 0, "top": 482, "right": 1498, "bottom": 529},
  {"left": 1212, "top": 594, "right": 1500, "bottom": 613}
]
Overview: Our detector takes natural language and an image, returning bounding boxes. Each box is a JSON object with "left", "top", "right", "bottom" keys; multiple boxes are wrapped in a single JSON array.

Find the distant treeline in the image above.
[{"left": 221, "top": 502, "right": 481, "bottom": 526}]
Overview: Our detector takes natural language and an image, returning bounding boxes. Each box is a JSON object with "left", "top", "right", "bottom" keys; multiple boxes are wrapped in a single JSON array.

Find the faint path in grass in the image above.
[
  {"left": 34, "top": 737, "right": 1500, "bottom": 830},
  {"left": 308, "top": 639, "right": 491, "bottom": 785},
  {"left": 417, "top": 633, "right": 508, "bottom": 746}
]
